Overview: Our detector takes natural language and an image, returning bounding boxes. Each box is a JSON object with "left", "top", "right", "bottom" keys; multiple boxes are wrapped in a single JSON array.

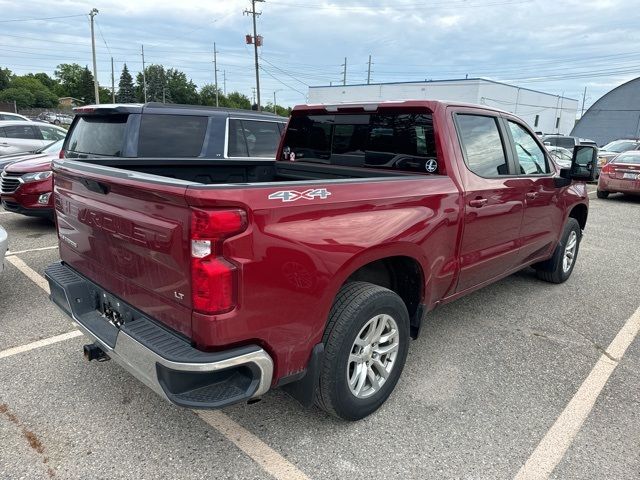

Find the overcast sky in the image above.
[{"left": 0, "top": 0, "right": 638, "bottom": 110}]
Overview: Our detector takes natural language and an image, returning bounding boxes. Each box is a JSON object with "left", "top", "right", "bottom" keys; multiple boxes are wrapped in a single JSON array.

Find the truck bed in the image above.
[{"left": 58, "top": 158, "right": 421, "bottom": 185}]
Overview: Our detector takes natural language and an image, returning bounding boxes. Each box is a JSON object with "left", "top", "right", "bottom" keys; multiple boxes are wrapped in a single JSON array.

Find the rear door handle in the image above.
[
  {"left": 469, "top": 198, "right": 488, "bottom": 208},
  {"left": 526, "top": 192, "right": 538, "bottom": 199}
]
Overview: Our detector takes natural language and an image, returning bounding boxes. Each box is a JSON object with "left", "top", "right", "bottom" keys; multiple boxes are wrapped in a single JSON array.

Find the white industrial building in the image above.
[{"left": 307, "top": 78, "right": 578, "bottom": 135}]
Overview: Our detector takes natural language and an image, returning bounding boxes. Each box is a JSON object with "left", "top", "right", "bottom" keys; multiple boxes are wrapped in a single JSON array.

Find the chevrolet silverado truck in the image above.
[{"left": 46, "top": 101, "right": 597, "bottom": 420}]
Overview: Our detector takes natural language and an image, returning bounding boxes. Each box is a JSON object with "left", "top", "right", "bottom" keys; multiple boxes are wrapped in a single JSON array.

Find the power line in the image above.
[
  {"left": 259, "top": 65, "right": 306, "bottom": 97},
  {"left": 0, "top": 14, "right": 86, "bottom": 23}
]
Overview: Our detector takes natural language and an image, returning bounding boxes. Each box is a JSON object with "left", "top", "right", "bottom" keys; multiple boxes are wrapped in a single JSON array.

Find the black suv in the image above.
[{"left": 63, "top": 103, "right": 287, "bottom": 161}]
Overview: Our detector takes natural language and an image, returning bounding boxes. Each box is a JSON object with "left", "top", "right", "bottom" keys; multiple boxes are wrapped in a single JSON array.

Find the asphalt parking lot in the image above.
[{"left": 1, "top": 189, "right": 638, "bottom": 480}]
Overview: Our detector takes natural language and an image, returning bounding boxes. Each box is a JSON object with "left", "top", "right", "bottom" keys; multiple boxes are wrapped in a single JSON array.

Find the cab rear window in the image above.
[
  {"left": 66, "top": 115, "right": 128, "bottom": 157},
  {"left": 281, "top": 112, "right": 438, "bottom": 173}
]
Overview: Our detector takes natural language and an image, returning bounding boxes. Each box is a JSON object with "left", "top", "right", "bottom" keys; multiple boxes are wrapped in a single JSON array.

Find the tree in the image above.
[
  {"left": 225, "top": 91, "right": 252, "bottom": 110},
  {"left": 54, "top": 63, "right": 84, "bottom": 97},
  {"left": 117, "top": 64, "right": 136, "bottom": 103},
  {"left": 0, "top": 88, "right": 35, "bottom": 109},
  {"left": 0, "top": 67, "right": 13, "bottom": 90},
  {"left": 199, "top": 84, "right": 224, "bottom": 106},
  {"left": 136, "top": 64, "right": 166, "bottom": 102},
  {"left": 29, "top": 72, "right": 57, "bottom": 91},
  {"left": 166, "top": 68, "right": 198, "bottom": 104},
  {"left": 4, "top": 76, "right": 57, "bottom": 108},
  {"left": 77, "top": 66, "right": 96, "bottom": 104}
]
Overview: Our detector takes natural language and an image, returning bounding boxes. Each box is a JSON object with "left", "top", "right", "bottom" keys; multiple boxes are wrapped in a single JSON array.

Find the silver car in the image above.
[
  {"left": 0, "top": 225, "right": 7, "bottom": 273},
  {"left": 0, "top": 121, "right": 67, "bottom": 156}
]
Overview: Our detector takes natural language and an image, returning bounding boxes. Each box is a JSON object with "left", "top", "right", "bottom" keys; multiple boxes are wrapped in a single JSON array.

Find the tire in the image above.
[
  {"left": 596, "top": 189, "right": 609, "bottom": 199},
  {"left": 315, "top": 281, "right": 410, "bottom": 421},
  {"left": 53, "top": 119, "right": 61, "bottom": 125},
  {"left": 534, "top": 218, "right": 582, "bottom": 284}
]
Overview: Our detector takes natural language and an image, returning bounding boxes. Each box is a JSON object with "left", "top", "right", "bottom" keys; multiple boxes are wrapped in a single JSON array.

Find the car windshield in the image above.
[
  {"left": 602, "top": 140, "right": 638, "bottom": 153},
  {"left": 37, "top": 139, "right": 64, "bottom": 154},
  {"left": 614, "top": 153, "right": 640, "bottom": 164}
]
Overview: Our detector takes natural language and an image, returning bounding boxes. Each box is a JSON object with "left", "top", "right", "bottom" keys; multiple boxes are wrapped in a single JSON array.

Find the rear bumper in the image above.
[{"left": 45, "top": 262, "right": 274, "bottom": 408}]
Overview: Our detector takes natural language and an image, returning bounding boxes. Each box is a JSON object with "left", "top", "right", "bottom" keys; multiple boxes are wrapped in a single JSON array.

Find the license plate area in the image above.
[
  {"left": 622, "top": 172, "right": 639, "bottom": 180},
  {"left": 98, "top": 291, "right": 134, "bottom": 329}
]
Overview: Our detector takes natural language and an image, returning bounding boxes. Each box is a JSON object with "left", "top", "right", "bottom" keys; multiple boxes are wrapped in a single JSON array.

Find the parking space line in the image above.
[
  {"left": 0, "top": 331, "right": 82, "bottom": 360},
  {"left": 515, "top": 305, "right": 640, "bottom": 479},
  {"left": 197, "top": 410, "right": 311, "bottom": 480},
  {"left": 5, "top": 255, "right": 50, "bottom": 294},
  {"left": 7, "top": 245, "right": 58, "bottom": 256}
]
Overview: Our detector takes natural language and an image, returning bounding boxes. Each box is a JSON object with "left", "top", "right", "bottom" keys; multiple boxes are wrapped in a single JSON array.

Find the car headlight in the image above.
[{"left": 21, "top": 171, "right": 52, "bottom": 182}]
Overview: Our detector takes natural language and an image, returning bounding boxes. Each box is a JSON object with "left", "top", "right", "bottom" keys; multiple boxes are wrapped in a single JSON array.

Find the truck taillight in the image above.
[
  {"left": 59, "top": 149, "right": 65, "bottom": 159},
  {"left": 190, "top": 209, "right": 247, "bottom": 314}
]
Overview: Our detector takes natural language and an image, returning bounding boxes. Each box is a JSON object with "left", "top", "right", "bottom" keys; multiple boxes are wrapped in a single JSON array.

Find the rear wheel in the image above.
[
  {"left": 315, "top": 282, "right": 410, "bottom": 421},
  {"left": 596, "top": 189, "right": 609, "bottom": 199},
  {"left": 534, "top": 218, "right": 581, "bottom": 284}
]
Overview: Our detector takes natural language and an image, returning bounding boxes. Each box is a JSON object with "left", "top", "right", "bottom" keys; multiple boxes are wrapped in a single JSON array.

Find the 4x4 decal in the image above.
[{"left": 268, "top": 188, "right": 332, "bottom": 202}]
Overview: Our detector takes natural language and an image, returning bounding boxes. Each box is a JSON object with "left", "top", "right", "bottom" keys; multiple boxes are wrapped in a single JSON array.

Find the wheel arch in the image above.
[
  {"left": 568, "top": 202, "right": 588, "bottom": 230},
  {"left": 321, "top": 244, "right": 429, "bottom": 340}
]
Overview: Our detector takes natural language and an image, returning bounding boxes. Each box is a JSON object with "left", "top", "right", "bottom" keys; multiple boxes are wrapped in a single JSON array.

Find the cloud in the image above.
[{"left": 0, "top": 0, "right": 637, "bottom": 108}]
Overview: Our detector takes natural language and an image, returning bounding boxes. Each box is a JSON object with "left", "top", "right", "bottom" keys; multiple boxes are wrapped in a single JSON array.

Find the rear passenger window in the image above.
[
  {"left": 138, "top": 114, "right": 208, "bottom": 157},
  {"left": 4, "top": 125, "right": 37, "bottom": 139},
  {"left": 456, "top": 114, "right": 509, "bottom": 177},
  {"left": 227, "top": 119, "right": 281, "bottom": 158},
  {"left": 66, "top": 115, "right": 128, "bottom": 157},
  {"left": 507, "top": 121, "right": 550, "bottom": 175}
]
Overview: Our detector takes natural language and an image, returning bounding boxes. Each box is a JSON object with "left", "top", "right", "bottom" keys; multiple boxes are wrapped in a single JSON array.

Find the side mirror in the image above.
[{"left": 566, "top": 145, "right": 598, "bottom": 182}]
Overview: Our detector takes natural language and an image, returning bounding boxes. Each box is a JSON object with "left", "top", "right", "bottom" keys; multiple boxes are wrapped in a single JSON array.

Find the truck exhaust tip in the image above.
[{"left": 83, "top": 343, "right": 109, "bottom": 362}]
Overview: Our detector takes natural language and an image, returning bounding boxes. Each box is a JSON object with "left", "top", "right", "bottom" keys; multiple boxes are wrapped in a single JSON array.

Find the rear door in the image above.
[
  {"left": 0, "top": 124, "right": 44, "bottom": 154},
  {"left": 53, "top": 160, "right": 195, "bottom": 338},
  {"left": 452, "top": 110, "right": 524, "bottom": 292},
  {"left": 504, "top": 119, "right": 564, "bottom": 263}
]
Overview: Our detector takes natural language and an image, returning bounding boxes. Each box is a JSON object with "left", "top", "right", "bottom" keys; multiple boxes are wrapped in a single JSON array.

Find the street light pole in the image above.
[{"left": 89, "top": 8, "right": 100, "bottom": 104}]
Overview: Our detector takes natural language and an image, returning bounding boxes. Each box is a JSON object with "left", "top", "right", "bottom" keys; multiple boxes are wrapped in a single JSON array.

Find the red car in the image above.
[
  {"left": 597, "top": 151, "right": 640, "bottom": 198},
  {"left": 0, "top": 140, "right": 62, "bottom": 219},
  {"left": 1, "top": 156, "right": 55, "bottom": 219},
  {"left": 46, "top": 101, "right": 597, "bottom": 420}
]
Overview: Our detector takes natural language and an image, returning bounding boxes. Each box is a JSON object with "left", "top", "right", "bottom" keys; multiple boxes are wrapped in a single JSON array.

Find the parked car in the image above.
[
  {"left": 596, "top": 139, "right": 640, "bottom": 172},
  {"left": 45, "top": 100, "right": 596, "bottom": 421},
  {"left": 37, "top": 112, "right": 74, "bottom": 126},
  {"left": 0, "top": 140, "right": 64, "bottom": 219},
  {"left": 596, "top": 150, "right": 640, "bottom": 198},
  {"left": 546, "top": 146, "right": 573, "bottom": 169},
  {"left": 0, "top": 139, "right": 63, "bottom": 172},
  {"left": 542, "top": 134, "right": 597, "bottom": 150},
  {"left": 0, "top": 112, "right": 31, "bottom": 122},
  {"left": 0, "top": 121, "right": 66, "bottom": 155},
  {"left": 63, "top": 103, "right": 286, "bottom": 161},
  {"left": 0, "top": 225, "right": 7, "bottom": 273}
]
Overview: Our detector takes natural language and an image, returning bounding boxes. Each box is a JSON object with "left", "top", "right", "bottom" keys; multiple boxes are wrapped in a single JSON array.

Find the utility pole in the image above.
[
  {"left": 223, "top": 70, "right": 226, "bottom": 95},
  {"left": 273, "top": 90, "right": 280, "bottom": 115},
  {"left": 367, "top": 54, "right": 372, "bottom": 85},
  {"left": 213, "top": 42, "right": 219, "bottom": 107},
  {"left": 244, "top": 0, "right": 264, "bottom": 111},
  {"left": 89, "top": 8, "right": 100, "bottom": 104},
  {"left": 342, "top": 57, "right": 347, "bottom": 86},
  {"left": 141, "top": 45, "right": 147, "bottom": 103},
  {"left": 110, "top": 57, "right": 115, "bottom": 103},
  {"left": 251, "top": 87, "right": 256, "bottom": 105},
  {"left": 581, "top": 86, "right": 587, "bottom": 116}
]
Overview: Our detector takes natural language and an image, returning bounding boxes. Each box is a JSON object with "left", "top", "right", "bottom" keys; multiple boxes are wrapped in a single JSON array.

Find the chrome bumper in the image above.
[{"left": 45, "top": 262, "right": 273, "bottom": 408}]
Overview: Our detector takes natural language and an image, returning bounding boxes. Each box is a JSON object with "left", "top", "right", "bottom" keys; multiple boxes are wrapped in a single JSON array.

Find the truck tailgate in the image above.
[{"left": 53, "top": 161, "right": 194, "bottom": 338}]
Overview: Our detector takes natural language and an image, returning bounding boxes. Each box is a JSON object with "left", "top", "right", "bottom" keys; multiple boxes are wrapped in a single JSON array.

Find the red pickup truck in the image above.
[{"left": 46, "top": 101, "right": 597, "bottom": 420}]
